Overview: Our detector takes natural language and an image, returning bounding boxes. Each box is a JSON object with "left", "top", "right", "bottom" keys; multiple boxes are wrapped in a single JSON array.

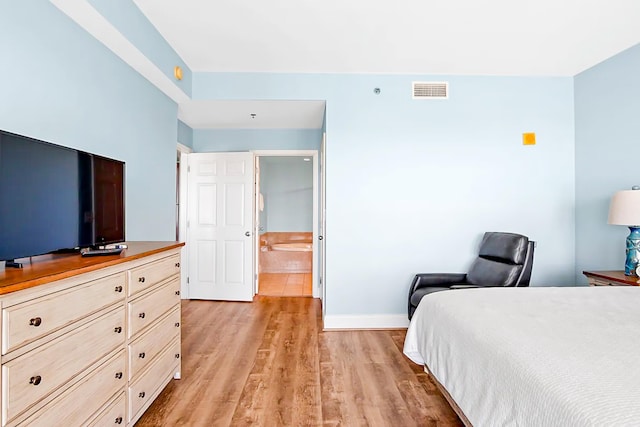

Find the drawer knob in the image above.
[
  {"left": 29, "top": 317, "right": 42, "bottom": 327},
  {"left": 115, "top": 372, "right": 123, "bottom": 379},
  {"left": 114, "top": 326, "right": 122, "bottom": 334},
  {"left": 114, "top": 285, "right": 123, "bottom": 293},
  {"left": 139, "top": 391, "right": 146, "bottom": 398},
  {"left": 175, "top": 262, "right": 180, "bottom": 268},
  {"left": 175, "top": 322, "right": 180, "bottom": 327},
  {"left": 139, "top": 352, "right": 146, "bottom": 359},
  {"left": 139, "top": 277, "right": 146, "bottom": 283},
  {"left": 175, "top": 353, "right": 180, "bottom": 359},
  {"left": 175, "top": 290, "right": 181, "bottom": 296},
  {"left": 115, "top": 417, "right": 123, "bottom": 424},
  {"left": 29, "top": 375, "right": 42, "bottom": 386},
  {"left": 139, "top": 312, "right": 146, "bottom": 319}
]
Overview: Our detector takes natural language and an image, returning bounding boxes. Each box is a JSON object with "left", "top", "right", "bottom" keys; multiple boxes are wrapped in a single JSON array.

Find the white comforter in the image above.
[{"left": 403, "top": 286, "right": 640, "bottom": 426}]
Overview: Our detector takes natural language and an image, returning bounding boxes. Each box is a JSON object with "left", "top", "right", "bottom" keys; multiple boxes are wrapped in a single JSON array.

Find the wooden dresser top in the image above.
[
  {"left": 0, "top": 241, "right": 184, "bottom": 295},
  {"left": 582, "top": 270, "right": 640, "bottom": 286}
]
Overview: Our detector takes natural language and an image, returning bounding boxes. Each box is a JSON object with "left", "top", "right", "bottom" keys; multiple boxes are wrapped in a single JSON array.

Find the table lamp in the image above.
[{"left": 608, "top": 186, "right": 640, "bottom": 276}]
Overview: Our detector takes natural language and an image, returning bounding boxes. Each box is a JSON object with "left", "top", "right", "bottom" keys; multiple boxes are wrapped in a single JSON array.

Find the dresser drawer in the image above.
[
  {"left": 87, "top": 392, "right": 126, "bottom": 427},
  {"left": 128, "top": 254, "right": 180, "bottom": 296},
  {"left": 2, "top": 272, "right": 126, "bottom": 354},
  {"left": 2, "top": 307, "right": 125, "bottom": 423},
  {"left": 128, "top": 278, "right": 180, "bottom": 339},
  {"left": 15, "top": 350, "right": 125, "bottom": 427},
  {"left": 129, "top": 307, "right": 180, "bottom": 380},
  {"left": 128, "top": 338, "right": 180, "bottom": 422}
]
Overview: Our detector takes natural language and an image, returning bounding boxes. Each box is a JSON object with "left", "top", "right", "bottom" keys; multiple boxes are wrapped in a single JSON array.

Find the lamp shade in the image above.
[{"left": 608, "top": 189, "right": 640, "bottom": 226}]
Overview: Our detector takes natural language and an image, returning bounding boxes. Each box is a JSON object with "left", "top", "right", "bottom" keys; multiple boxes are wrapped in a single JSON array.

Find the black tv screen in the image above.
[{"left": 0, "top": 130, "right": 125, "bottom": 261}]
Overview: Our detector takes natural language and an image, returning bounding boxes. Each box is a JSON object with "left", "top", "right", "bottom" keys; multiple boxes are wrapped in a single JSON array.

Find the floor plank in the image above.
[{"left": 135, "top": 298, "right": 462, "bottom": 426}]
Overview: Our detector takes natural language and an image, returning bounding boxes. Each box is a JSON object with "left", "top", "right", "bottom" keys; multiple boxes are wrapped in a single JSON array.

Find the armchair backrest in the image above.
[{"left": 466, "top": 232, "right": 535, "bottom": 287}]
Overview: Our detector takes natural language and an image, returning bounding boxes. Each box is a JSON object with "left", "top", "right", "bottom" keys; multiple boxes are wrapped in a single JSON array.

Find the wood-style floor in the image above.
[
  {"left": 258, "top": 273, "right": 313, "bottom": 297},
  {"left": 135, "top": 298, "right": 462, "bottom": 427}
]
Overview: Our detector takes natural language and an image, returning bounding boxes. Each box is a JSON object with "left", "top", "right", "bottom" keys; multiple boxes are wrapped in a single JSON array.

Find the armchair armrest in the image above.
[
  {"left": 449, "top": 284, "right": 481, "bottom": 289},
  {"left": 410, "top": 273, "right": 467, "bottom": 294}
]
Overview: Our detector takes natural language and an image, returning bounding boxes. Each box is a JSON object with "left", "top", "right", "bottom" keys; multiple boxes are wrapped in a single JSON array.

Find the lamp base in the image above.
[{"left": 624, "top": 226, "right": 640, "bottom": 276}]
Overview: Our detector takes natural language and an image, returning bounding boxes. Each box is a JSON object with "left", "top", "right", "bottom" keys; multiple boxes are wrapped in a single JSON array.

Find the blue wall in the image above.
[
  {"left": 260, "top": 157, "right": 313, "bottom": 232},
  {"left": 575, "top": 44, "right": 640, "bottom": 282},
  {"left": 194, "top": 129, "right": 322, "bottom": 152},
  {"left": 0, "top": 2, "right": 178, "bottom": 242},
  {"left": 177, "top": 120, "right": 194, "bottom": 148},
  {"left": 195, "top": 72, "right": 576, "bottom": 316}
]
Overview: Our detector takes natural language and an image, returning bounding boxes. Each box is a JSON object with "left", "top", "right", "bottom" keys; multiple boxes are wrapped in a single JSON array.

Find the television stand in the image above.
[{"left": 4, "top": 260, "right": 23, "bottom": 269}]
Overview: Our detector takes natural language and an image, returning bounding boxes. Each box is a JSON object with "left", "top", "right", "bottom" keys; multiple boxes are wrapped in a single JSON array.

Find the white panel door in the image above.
[{"left": 187, "top": 152, "right": 254, "bottom": 301}]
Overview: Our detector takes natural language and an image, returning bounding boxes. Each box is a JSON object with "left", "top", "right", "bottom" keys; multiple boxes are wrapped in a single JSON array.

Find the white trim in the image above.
[
  {"left": 178, "top": 150, "right": 189, "bottom": 298},
  {"left": 323, "top": 315, "right": 410, "bottom": 330},
  {"left": 252, "top": 150, "right": 317, "bottom": 156},
  {"left": 50, "top": 0, "right": 189, "bottom": 104},
  {"left": 311, "top": 153, "right": 319, "bottom": 299},
  {"left": 253, "top": 156, "right": 260, "bottom": 296},
  {"left": 177, "top": 142, "right": 193, "bottom": 154},
  {"left": 320, "top": 132, "right": 326, "bottom": 315}
]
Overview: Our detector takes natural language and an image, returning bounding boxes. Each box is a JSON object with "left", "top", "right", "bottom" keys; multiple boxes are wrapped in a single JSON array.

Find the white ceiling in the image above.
[
  {"left": 134, "top": 0, "right": 640, "bottom": 76},
  {"left": 178, "top": 100, "right": 325, "bottom": 129}
]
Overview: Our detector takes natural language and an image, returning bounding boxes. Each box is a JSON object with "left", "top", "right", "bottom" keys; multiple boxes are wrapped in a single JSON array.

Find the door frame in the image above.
[
  {"left": 177, "top": 142, "right": 192, "bottom": 299},
  {"left": 253, "top": 150, "right": 321, "bottom": 299},
  {"left": 320, "top": 133, "right": 326, "bottom": 315}
]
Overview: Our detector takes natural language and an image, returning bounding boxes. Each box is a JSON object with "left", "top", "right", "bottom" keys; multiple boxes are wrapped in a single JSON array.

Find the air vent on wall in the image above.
[{"left": 412, "top": 81, "right": 448, "bottom": 99}]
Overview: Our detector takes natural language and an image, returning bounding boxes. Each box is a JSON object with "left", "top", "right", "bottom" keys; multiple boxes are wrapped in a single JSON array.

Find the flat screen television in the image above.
[{"left": 0, "top": 129, "right": 125, "bottom": 264}]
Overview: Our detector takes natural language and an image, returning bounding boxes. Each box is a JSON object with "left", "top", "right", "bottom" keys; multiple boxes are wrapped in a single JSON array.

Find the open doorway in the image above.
[{"left": 255, "top": 152, "right": 318, "bottom": 297}]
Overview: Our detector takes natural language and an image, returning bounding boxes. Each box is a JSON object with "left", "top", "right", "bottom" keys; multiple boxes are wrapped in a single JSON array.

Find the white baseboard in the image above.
[{"left": 323, "top": 314, "right": 409, "bottom": 330}]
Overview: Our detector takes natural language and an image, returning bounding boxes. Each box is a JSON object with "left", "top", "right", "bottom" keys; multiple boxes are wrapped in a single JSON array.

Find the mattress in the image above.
[{"left": 403, "top": 286, "right": 640, "bottom": 426}]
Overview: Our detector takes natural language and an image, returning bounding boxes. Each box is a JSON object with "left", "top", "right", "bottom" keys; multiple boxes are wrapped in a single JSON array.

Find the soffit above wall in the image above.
[
  {"left": 178, "top": 100, "right": 326, "bottom": 129},
  {"left": 50, "top": 1, "right": 327, "bottom": 130}
]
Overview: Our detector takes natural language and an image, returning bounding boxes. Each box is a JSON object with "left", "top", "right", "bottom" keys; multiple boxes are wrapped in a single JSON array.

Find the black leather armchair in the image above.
[{"left": 408, "top": 232, "right": 535, "bottom": 319}]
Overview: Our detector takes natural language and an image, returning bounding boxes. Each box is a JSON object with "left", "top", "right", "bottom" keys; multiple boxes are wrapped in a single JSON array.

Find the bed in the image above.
[{"left": 403, "top": 286, "right": 640, "bottom": 426}]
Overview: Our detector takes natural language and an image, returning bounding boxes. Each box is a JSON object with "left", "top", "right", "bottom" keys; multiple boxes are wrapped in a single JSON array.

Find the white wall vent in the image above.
[{"left": 412, "top": 81, "right": 449, "bottom": 99}]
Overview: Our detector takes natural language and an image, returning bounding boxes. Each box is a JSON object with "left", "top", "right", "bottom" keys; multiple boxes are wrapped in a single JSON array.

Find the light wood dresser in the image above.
[{"left": 0, "top": 241, "right": 183, "bottom": 426}]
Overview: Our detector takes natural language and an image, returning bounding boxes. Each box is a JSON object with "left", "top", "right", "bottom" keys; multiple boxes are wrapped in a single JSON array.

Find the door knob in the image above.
[{"left": 245, "top": 231, "right": 251, "bottom": 237}]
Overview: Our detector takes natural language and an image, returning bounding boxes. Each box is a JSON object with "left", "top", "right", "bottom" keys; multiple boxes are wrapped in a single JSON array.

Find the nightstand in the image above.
[{"left": 583, "top": 271, "right": 640, "bottom": 286}]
